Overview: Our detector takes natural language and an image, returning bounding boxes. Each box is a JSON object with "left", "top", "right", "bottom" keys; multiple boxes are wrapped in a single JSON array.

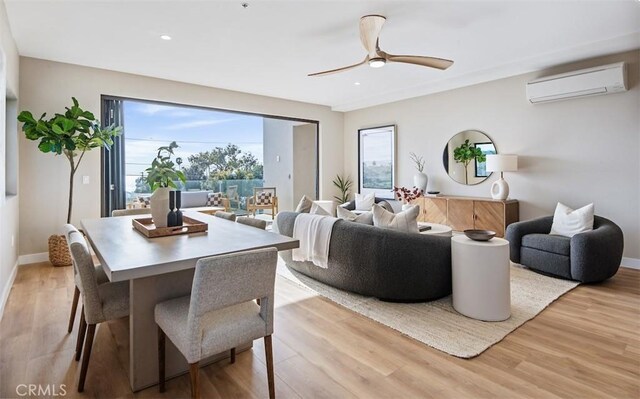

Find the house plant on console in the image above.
[
  {"left": 145, "top": 141, "right": 186, "bottom": 228},
  {"left": 18, "top": 98, "right": 121, "bottom": 266}
]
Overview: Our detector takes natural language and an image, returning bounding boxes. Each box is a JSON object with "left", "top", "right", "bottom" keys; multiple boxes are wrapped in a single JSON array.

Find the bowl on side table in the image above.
[{"left": 464, "top": 229, "right": 496, "bottom": 241}]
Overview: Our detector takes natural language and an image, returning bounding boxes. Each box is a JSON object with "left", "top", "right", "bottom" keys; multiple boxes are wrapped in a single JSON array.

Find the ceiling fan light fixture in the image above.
[{"left": 368, "top": 57, "right": 386, "bottom": 68}]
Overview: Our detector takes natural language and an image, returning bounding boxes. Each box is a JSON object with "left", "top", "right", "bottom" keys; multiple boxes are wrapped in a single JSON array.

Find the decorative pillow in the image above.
[
  {"left": 550, "top": 202, "right": 594, "bottom": 237},
  {"left": 310, "top": 203, "right": 330, "bottom": 216},
  {"left": 355, "top": 193, "right": 375, "bottom": 211},
  {"left": 372, "top": 204, "right": 420, "bottom": 233},
  {"left": 206, "top": 192, "right": 224, "bottom": 207},
  {"left": 336, "top": 206, "right": 373, "bottom": 225},
  {"left": 256, "top": 191, "right": 273, "bottom": 205},
  {"left": 137, "top": 196, "right": 151, "bottom": 208},
  {"left": 295, "top": 195, "right": 313, "bottom": 213}
]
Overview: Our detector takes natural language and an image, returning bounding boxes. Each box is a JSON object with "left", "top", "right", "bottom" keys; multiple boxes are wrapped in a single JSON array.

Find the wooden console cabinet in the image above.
[{"left": 412, "top": 196, "right": 519, "bottom": 238}]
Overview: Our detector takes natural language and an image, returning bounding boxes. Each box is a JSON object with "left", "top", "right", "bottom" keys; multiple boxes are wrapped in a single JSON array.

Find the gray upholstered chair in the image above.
[
  {"left": 111, "top": 208, "right": 151, "bottom": 217},
  {"left": 237, "top": 216, "right": 267, "bottom": 230},
  {"left": 66, "top": 232, "right": 109, "bottom": 334},
  {"left": 214, "top": 210, "right": 237, "bottom": 222},
  {"left": 155, "top": 248, "right": 278, "bottom": 399},
  {"left": 506, "top": 215, "right": 624, "bottom": 283},
  {"left": 64, "top": 224, "right": 130, "bottom": 392}
]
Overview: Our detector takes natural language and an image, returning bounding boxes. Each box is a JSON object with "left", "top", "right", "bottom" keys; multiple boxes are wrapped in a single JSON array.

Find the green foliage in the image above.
[
  {"left": 145, "top": 141, "right": 187, "bottom": 191},
  {"left": 332, "top": 174, "right": 353, "bottom": 204},
  {"left": 187, "top": 144, "right": 263, "bottom": 181},
  {"left": 409, "top": 152, "right": 425, "bottom": 173},
  {"left": 17, "top": 97, "right": 122, "bottom": 223},
  {"left": 453, "top": 139, "right": 486, "bottom": 184}
]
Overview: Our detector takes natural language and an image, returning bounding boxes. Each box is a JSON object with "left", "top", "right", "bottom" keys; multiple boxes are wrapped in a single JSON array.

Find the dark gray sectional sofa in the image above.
[{"left": 276, "top": 212, "right": 452, "bottom": 302}]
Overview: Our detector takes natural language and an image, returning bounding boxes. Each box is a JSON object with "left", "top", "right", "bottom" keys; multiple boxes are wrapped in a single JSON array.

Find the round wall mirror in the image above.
[{"left": 442, "top": 130, "right": 496, "bottom": 185}]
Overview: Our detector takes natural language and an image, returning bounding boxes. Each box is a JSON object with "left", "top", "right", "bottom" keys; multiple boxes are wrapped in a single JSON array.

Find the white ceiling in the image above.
[{"left": 5, "top": 1, "right": 640, "bottom": 112}]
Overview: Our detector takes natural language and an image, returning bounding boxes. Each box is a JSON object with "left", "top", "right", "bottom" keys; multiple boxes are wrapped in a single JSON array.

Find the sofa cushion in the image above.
[
  {"left": 181, "top": 191, "right": 208, "bottom": 208},
  {"left": 336, "top": 207, "right": 373, "bottom": 225},
  {"left": 355, "top": 193, "right": 375, "bottom": 211},
  {"left": 521, "top": 247, "right": 571, "bottom": 279},
  {"left": 522, "top": 233, "right": 571, "bottom": 256},
  {"left": 295, "top": 195, "right": 313, "bottom": 213},
  {"left": 372, "top": 204, "right": 419, "bottom": 233},
  {"left": 550, "top": 202, "right": 594, "bottom": 237}
]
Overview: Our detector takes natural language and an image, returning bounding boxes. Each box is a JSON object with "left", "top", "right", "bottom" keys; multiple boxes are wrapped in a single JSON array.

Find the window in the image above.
[{"left": 101, "top": 97, "right": 318, "bottom": 216}]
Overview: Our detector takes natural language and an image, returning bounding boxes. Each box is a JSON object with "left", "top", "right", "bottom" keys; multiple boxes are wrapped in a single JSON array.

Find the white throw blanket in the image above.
[{"left": 292, "top": 214, "right": 338, "bottom": 268}]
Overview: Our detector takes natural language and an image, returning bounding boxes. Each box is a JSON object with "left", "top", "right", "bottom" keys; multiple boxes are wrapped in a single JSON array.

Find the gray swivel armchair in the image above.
[{"left": 506, "top": 215, "right": 623, "bottom": 283}]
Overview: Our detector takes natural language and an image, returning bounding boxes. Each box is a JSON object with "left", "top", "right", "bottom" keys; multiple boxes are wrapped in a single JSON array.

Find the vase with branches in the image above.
[
  {"left": 409, "top": 152, "right": 428, "bottom": 192},
  {"left": 332, "top": 174, "right": 353, "bottom": 204},
  {"left": 453, "top": 139, "right": 486, "bottom": 184}
]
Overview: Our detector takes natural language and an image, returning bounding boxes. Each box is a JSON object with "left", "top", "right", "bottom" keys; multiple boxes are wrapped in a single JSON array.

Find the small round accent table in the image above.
[
  {"left": 451, "top": 235, "right": 511, "bottom": 321},
  {"left": 418, "top": 223, "right": 453, "bottom": 237}
]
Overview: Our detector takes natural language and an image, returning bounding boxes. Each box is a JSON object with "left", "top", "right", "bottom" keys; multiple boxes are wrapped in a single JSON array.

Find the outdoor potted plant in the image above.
[
  {"left": 410, "top": 152, "right": 428, "bottom": 192},
  {"left": 145, "top": 141, "right": 186, "bottom": 227},
  {"left": 18, "top": 98, "right": 121, "bottom": 266},
  {"left": 453, "top": 139, "right": 487, "bottom": 184}
]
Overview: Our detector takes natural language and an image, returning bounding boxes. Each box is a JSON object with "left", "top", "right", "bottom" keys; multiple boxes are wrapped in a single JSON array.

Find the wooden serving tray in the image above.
[{"left": 132, "top": 216, "right": 208, "bottom": 238}]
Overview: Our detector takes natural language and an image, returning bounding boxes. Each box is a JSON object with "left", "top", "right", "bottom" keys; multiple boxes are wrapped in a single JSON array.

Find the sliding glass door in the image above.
[{"left": 101, "top": 96, "right": 318, "bottom": 217}]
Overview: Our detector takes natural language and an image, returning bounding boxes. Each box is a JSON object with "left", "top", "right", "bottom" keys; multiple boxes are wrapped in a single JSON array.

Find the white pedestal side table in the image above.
[
  {"left": 451, "top": 235, "right": 511, "bottom": 321},
  {"left": 418, "top": 222, "right": 453, "bottom": 237}
]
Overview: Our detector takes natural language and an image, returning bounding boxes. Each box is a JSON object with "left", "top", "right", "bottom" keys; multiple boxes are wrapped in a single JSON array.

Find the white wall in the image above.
[
  {"left": 344, "top": 50, "right": 640, "bottom": 259},
  {"left": 263, "top": 118, "right": 294, "bottom": 211},
  {"left": 0, "top": 0, "right": 20, "bottom": 318},
  {"left": 18, "top": 57, "right": 344, "bottom": 255}
]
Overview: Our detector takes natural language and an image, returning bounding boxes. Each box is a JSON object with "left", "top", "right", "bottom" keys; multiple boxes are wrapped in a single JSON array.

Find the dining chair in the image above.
[
  {"left": 236, "top": 216, "right": 267, "bottom": 230},
  {"left": 66, "top": 234, "right": 110, "bottom": 334},
  {"left": 64, "top": 224, "right": 130, "bottom": 392},
  {"left": 155, "top": 248, "right": 278, "bottom": 399},
  {"left": 214, "top": 210, "right": 237, "bottom": 222},
  {"left": 112, "top": 208, "right": 152, "bottom": 217}
]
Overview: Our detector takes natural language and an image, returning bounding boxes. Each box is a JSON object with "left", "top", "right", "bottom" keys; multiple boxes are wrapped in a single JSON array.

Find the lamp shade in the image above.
[{"left": 486, "top": 154, "right": 518, "bottom": 172}]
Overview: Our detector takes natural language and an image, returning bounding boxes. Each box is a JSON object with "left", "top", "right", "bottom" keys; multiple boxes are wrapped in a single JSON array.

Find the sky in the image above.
[{"left": 123, "top": 100, "right": 263, "bottom": 191}]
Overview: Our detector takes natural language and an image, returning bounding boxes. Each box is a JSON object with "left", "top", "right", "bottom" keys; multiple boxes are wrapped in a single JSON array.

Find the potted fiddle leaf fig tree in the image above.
[
  {"left": 453, "top": 139, "right": 486, "bottom": 185},
  {"left": 18, "top": 97, "right": 122, "bottom": 266},
  {"left": 145, "top": 141, "right": 186, "bottom": 227}
]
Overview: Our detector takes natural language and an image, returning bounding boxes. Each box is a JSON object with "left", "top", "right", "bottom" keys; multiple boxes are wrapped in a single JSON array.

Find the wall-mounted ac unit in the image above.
[{"left": 526, "top": 62, "right": 627, "bottom": 104}]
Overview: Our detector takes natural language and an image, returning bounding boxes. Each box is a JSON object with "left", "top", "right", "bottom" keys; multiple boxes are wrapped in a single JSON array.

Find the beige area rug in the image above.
[{"left": 276, "top": 259, "right": 579, "bottom": 358}]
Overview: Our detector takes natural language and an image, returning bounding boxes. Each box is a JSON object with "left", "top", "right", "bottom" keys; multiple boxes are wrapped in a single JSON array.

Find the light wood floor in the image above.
[{"left": 1, "top": 262, "right": 638, "bottom": 399}]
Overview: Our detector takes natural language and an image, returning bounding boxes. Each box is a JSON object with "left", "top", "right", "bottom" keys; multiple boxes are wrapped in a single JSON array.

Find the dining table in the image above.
[{"left": 81, "top": 211, "right": 299, "bottom": 392}]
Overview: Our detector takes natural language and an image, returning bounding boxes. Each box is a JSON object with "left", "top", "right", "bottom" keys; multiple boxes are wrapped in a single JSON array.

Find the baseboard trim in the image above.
[
  {"left": 621, "top": 257, "right": 640, "bottom": 270},
  {"left": 18, "top": 252, "right": 49, "bottom": 265},
  {"left": 0, "top": 261, "right": 19, "bottom": 321}
]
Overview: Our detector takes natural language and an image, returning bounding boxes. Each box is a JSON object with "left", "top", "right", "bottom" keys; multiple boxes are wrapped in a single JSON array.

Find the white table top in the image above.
[
  {"left": 81, "top": 211, "right": 299, "bottom": 282},
  {"left": 418, "top": 222, "right": 453, "bottom": 234},
  {"left": 452, "top": 235, "right": 509, "bottom": 246}
]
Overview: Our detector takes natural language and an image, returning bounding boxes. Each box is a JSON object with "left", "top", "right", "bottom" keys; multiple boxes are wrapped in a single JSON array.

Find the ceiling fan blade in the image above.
[
  {"left": 308, "top": 57, "right": 368, "bottom": 77},
  {"left": 382, "top": 52, "right": 454, "bottom": 70},
  {"left": 360, "top": 15, "right": 386, "bottom": 57}
]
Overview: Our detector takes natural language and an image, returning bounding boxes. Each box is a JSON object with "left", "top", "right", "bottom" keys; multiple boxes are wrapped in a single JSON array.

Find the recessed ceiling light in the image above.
[
  {"left": 160, "top": 35, "right": 172, "bottom": 41},
  {"left": 354, "top": 82, "right": 361, "bottom": 86}
]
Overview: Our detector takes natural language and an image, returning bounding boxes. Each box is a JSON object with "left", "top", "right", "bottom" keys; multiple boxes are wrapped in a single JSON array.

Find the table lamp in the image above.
[{"left": 486, "top": 154, "right": 518, "bottom": 200}]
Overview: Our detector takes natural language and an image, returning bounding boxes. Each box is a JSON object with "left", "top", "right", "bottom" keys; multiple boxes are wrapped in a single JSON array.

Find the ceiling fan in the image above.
[{"left": 309, "top": 15, "right": 454, "bottom": 77}]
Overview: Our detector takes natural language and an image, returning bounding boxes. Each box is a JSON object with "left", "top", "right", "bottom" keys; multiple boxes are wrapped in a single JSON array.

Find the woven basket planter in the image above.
[{"left": 48, "top": 234, "right": 72, "bottom": 267}]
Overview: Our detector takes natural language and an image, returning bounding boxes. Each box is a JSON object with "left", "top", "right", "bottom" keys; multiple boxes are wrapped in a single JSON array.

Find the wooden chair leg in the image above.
[
  {"left": 189, "top": 362, "right": 200, "bottom": 399},
  {"left": 264, "top": 335, "right": 275, "bottom": 399},
  {"left": 158, "top": 326, "right": 166, "bottom": 393},
  {"left": 230, "top": 347, "right": 236, "bottom": 364},
  {"left": 75, "top": 306, "right": 87, "bottom": 361},
  {"left": 78, "top": 324, "right": 96, "bottom": 392},
  {"left": 68, "top": 286, "right": 80, "bottom": 333}
]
